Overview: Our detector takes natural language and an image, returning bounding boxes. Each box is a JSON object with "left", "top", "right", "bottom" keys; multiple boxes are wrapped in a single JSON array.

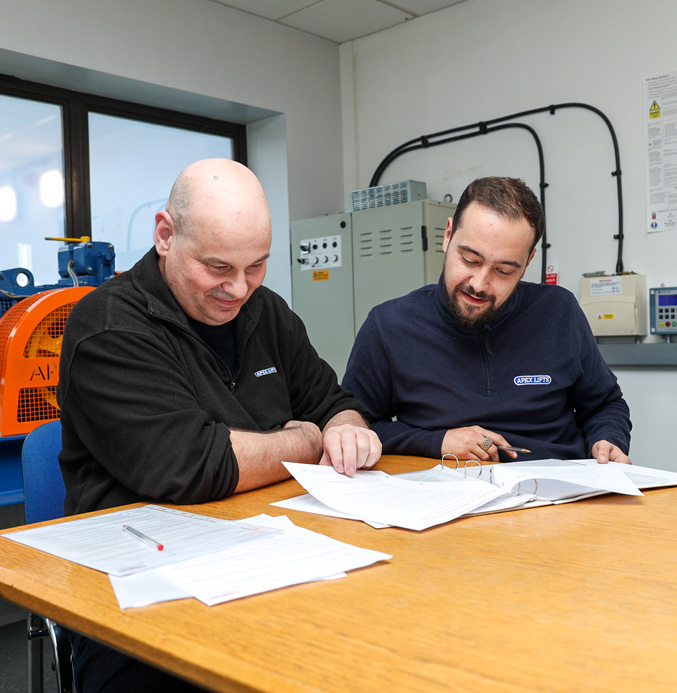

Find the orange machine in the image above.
[{"left": 0, "top": 287, "right": 94, "bottom": 437}]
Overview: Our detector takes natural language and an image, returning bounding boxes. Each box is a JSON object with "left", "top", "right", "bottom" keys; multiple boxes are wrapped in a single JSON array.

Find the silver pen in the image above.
[{"left": 122, "top": 524, "right": 164, "bottom": 551}]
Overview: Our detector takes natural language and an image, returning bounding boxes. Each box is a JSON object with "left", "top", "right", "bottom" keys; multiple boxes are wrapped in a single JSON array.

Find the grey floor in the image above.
[{"left": 0, "top": 609, "right": 58, "bottom": 693}]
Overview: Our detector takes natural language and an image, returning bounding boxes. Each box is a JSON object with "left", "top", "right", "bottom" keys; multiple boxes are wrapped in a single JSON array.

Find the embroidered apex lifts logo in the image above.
[
  {"left": 514, "top": 375, "right": 552, "bottom": 386},
  {"left": 254, "top": 367, "right": 278, "bottom": 378}
]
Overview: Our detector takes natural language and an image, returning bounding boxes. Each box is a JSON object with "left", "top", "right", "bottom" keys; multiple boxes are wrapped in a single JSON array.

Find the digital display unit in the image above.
[{"left": 650, "top": 286, "right": 677, "bottom": 335}]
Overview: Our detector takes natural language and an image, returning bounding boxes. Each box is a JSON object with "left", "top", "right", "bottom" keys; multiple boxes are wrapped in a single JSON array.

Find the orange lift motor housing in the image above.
[{"left": 0, "top": 287, "right": 94, "bottom": 437}]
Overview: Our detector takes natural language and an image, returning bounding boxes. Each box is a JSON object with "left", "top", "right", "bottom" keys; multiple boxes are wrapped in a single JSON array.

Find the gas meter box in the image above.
[{"left": 580, "top": 274, "right": 647, "bottom": 337}]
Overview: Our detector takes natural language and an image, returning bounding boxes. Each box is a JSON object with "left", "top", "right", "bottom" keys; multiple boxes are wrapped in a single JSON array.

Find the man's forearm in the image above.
[
  {"left": 230, "top": 422, "right": 322, "bottom": 493},
  {"left": 323, "top": 409, "right": 369, "bottom": 431}
]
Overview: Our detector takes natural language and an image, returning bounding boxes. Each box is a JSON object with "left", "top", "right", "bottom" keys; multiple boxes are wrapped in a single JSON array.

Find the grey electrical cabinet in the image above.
[{"left": 291, "top": 199, "right": 455, "bottom": 380}]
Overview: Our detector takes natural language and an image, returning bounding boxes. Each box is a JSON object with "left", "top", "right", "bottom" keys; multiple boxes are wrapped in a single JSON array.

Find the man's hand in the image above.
[
  {"left": 591, "top": 440, "right": 632, "bottom": 465},
  {"left": 319, "top": 411, "right": 381, "bottom": 476},
  {"left": 442, "top": 426, "right": 514, "bottom": 462}
]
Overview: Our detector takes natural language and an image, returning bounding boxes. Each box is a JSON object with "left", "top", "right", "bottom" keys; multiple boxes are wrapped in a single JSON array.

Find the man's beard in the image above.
[{"left": 443, "top": 280, "right": 504, "bottom": 330}]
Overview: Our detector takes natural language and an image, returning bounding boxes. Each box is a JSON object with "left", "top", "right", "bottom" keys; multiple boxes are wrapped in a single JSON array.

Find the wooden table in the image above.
[{"left": 1, "top": 455, "right": 677, "bottom": 692}]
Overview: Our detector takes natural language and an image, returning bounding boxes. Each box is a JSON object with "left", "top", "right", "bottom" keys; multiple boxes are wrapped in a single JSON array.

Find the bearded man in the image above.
[{"left": 342, "top": 176, "right": 631, "bottom": 464}]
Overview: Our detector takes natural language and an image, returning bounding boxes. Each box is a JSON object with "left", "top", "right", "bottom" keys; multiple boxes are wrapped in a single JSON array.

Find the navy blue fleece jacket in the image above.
[{"left": 342, "top": 277, "right": 631, "bottom": 461}]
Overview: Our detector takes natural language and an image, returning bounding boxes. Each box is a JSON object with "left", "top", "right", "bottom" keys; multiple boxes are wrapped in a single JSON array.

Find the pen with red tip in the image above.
[{"left": 122, "top": 524, "right": 164, "bottom": 551}]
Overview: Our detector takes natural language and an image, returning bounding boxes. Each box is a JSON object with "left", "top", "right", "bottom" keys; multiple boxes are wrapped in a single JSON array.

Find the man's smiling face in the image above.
[{"left": 442, "top": 201, "right": 536, "bottom": 329}]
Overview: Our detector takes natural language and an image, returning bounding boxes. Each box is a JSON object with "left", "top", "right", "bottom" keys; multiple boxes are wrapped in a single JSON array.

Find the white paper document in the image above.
[
  {"left": 485, "top": 459, "right": 643, "bottom": 500},
  {"left": 272, "top": 493, "right": 391, "bottom": 528},
  {"left": 281, "top": 462, "right": 511, "bottom": 531},
  {"left": 110, "top": 514, "right": 388, "bottom": 608},
  {"left": 3, "top": 506, "right": 390, "bottom": 609},
  {"left": 155, "top": 514, "right": 389, "bottom": 606},
  {"left": 2, "top": 505, "right": 274, "bottom": 576},
  {"left": 276, "top": 459, "right": 672, "bottom": 529}
]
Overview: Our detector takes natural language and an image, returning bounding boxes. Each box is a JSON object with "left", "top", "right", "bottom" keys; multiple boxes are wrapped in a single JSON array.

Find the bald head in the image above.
[
  {"left": 166, "top": 159, "right": 271, "bottom": 240},
  {"left": 154, "top": 159, "right": 272, "bottom": 325}
]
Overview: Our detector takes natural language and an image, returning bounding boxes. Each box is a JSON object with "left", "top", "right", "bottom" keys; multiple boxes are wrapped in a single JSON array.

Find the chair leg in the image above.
[
  {"left": 48, "top": 620, "right": 74, "bottom": 693},
  {"left": 27, "top": 612, "right": 46, "bottom": 693}
]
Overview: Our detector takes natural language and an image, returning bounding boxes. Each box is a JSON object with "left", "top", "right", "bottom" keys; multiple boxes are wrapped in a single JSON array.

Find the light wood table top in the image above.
[{"left": 1, "top": 455, "right": 677, "bottom": 692}]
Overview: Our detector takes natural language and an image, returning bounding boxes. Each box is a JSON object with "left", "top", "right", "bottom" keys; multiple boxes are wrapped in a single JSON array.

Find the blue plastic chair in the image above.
[
  {"left": 22, "top": 420, "right": 66, "bottom": 524},
  {"left": 21, "top": 419, "right": 75, "bottom": 693}
]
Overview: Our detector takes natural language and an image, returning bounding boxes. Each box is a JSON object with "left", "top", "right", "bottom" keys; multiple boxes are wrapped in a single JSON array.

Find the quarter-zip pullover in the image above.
[{"left": 342, "top": 276, "right": 631, "bottom": 460}]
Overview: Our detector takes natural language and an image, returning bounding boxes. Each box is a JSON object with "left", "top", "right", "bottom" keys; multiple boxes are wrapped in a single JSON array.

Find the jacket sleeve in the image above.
[
  {"left": 59, "top": 328, "right": 239, "bottom": 505},
  {"left": 285, "top": 308, "right": 368, "bottom": 429},
  {"left": 568, "top": 301, "right": 632, "bottom": 454},
  {"left": 342, "top": 310, "right": 445, "bottom": 458}
]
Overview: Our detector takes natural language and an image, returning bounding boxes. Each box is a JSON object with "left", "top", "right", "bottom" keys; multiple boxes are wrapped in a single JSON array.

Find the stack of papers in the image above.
[
  {"left": 2, "top": 505, "right": 391, "bottom": 608},
  {"left": 274, "top": 459, "right": 677, "bottom": 530},
  {"left": 275, "top": 462, "right": 526, "bottom": 530}
]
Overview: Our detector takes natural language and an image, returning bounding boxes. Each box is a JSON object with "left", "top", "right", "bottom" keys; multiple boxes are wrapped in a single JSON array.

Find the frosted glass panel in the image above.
[
  {"left": 88, "top": 114, "right": 233, "bottom": 271},
  {"left": 0, "top": 95, "right": 65, "bottom": 285}
]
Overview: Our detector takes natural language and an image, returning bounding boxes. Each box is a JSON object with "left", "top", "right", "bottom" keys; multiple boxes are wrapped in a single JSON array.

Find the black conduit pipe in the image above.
[
  {"left": 384, "top": 122, "right": 549, "bottom": 281},
  {"left": 369, "top": 102, "right": 623, "bottom": 277}
]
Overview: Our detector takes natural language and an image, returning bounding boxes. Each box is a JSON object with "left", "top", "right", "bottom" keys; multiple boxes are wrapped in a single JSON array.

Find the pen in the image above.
[
  {"left": 122, "top": 524, "right": 164, "bottom": 551},
  {"left": 497, "top": 445, "right": 532, "bottom": 453}
]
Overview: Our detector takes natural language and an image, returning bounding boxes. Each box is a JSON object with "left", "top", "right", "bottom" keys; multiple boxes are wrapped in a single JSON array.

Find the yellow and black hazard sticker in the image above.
[{"left": 649, "top": 100, "right": 661, "bottom": 119}]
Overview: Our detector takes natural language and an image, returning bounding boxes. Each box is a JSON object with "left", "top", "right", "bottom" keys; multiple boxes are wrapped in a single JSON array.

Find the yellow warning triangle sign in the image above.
[{"left": 649, "top": 100, "right": 661, "bottom": 119}]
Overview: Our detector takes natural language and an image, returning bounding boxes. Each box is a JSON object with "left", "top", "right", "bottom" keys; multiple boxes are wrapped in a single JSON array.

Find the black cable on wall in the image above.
[{"left": 369, "top": 103, "right": 624, "bottom": 280}]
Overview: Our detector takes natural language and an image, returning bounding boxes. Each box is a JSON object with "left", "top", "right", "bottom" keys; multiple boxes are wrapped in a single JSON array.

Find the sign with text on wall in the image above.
[
  {"left": 544, "top": 260, "right": 559, "bottom": 285},
  {"left": 645, "top": 70, "right": 677, "bottom": 234}
]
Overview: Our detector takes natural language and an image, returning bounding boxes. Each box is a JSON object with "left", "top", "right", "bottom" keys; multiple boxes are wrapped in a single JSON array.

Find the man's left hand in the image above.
[
  {"left": 591, "top": 440, "right": 631, "bottom": 465},
  {"left": 319, "top": 422, "right": 381, "bottom": 476}
]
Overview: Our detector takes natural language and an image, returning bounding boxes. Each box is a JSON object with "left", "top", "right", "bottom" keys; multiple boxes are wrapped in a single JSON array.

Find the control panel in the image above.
[
  {"left": 296, "top": 235, "right": 342, "bottom": 270},
  {"left": 580, "top": 273, "right": 647, "bottom": 337},
  {"left": 650, "top": 286, "right": 677, "bottom": 335}
]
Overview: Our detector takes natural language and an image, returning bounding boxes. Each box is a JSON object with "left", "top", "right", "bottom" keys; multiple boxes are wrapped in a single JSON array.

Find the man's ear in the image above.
[
  {"left": 154, "top": 211, "right": 174, "bottom": 257},
  {"left": 525, "top": 246, "right": 537, "bottom": 267},
  {"left": 442, "top": 217, "right": 453, "bottom": 252}
]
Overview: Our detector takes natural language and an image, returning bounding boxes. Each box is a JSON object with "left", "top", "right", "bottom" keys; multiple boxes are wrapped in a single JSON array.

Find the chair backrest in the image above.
[{"left": 21, "top": 419, "right": 65, "bottom": 524}]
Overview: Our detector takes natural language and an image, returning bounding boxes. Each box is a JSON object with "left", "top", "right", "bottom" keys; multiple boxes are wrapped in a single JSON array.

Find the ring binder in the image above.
[{"left": 441, "top": 454, "right": 482, "bottom": 477}]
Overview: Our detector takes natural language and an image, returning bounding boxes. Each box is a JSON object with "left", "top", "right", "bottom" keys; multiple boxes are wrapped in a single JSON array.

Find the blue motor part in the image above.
[
  {"left": 0, "top": 240, "right": 115, "bottom": 317},
  {"left": 56, "top": 240, "right": 116, "bottom": 287}
]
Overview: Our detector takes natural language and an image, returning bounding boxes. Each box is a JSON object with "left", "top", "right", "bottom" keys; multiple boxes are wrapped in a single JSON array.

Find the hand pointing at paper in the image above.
[
  {"left": 591, "top": 440, "right": 632, "bottom": 465},
  {"left": 319, "top": 411, "right": 381, "bottom": 477}
]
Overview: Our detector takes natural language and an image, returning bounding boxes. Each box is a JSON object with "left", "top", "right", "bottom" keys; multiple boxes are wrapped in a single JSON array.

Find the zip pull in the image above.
[
  {"left": 482, "top": 324, "right": 494, "bottom": 356},
  {"left": 229, "top": 380, "right": 235, "bottom": 393}
]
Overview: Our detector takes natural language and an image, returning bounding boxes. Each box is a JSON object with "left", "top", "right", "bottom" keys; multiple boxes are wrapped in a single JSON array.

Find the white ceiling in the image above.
[{"left": 209, "top": 0, "right": 467, "bottom": 43}]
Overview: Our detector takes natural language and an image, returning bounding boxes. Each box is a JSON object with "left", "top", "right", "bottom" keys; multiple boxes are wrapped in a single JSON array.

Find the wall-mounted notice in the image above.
[{"left": 645, "top": 71, "right": 677, "bottom": 234}]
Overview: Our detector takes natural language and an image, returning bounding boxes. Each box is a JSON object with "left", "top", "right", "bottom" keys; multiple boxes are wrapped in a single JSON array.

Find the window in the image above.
[
  {"left": 89, "top": 113, "right": 235, "bottom": 270},
  {"left": 0, "top": 93, "right": 65, "bottom": 284},
  {"left": 0, "top": 75, "right": 246, "bottom": 284}
]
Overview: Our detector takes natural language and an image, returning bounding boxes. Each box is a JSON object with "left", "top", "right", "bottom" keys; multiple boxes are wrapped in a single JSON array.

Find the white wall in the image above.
[
  {"left": 0, "top": 0, "right": 345, "bottom": 304},
  {"left": 2, "top": 0, "right": 674, "bottom": 467},
  {"left": 340, "top": 0, "right": 677, "bottom": 469}
]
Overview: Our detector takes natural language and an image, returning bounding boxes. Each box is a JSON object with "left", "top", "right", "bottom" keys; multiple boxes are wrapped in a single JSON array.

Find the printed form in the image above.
[
  {"left": 279, "top": 462, "right": 511, "bottom": 531},
  {"left": 3, "top": 506, "right": 391, "bottom": 608}
]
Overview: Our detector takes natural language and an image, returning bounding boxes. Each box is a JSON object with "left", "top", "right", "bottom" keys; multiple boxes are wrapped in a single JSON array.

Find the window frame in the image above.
[{"left": 0, "top": 73, "right": 247, "bottom": 241}]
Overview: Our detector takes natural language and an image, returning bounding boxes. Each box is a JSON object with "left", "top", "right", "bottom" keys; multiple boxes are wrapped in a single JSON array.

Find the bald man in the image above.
[
  {"left": 57, "top": 159, "right": 380, "bottom": 691},
  {"left": 59, "top": 159, "right": 380, "bottom": 515}
]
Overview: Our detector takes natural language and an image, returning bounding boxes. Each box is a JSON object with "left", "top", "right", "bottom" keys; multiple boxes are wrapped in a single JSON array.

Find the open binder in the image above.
[
  {"left": 411, "top": 456, "right": 677, "bottom": 515},
  {"left": 274, "top": 457, "right": 677, "bottom": 531}
]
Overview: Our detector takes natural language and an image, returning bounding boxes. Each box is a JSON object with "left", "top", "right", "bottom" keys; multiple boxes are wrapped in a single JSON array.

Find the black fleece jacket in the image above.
[{"left": 57, "top": 249, "right": 364, "bottom": 515}]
